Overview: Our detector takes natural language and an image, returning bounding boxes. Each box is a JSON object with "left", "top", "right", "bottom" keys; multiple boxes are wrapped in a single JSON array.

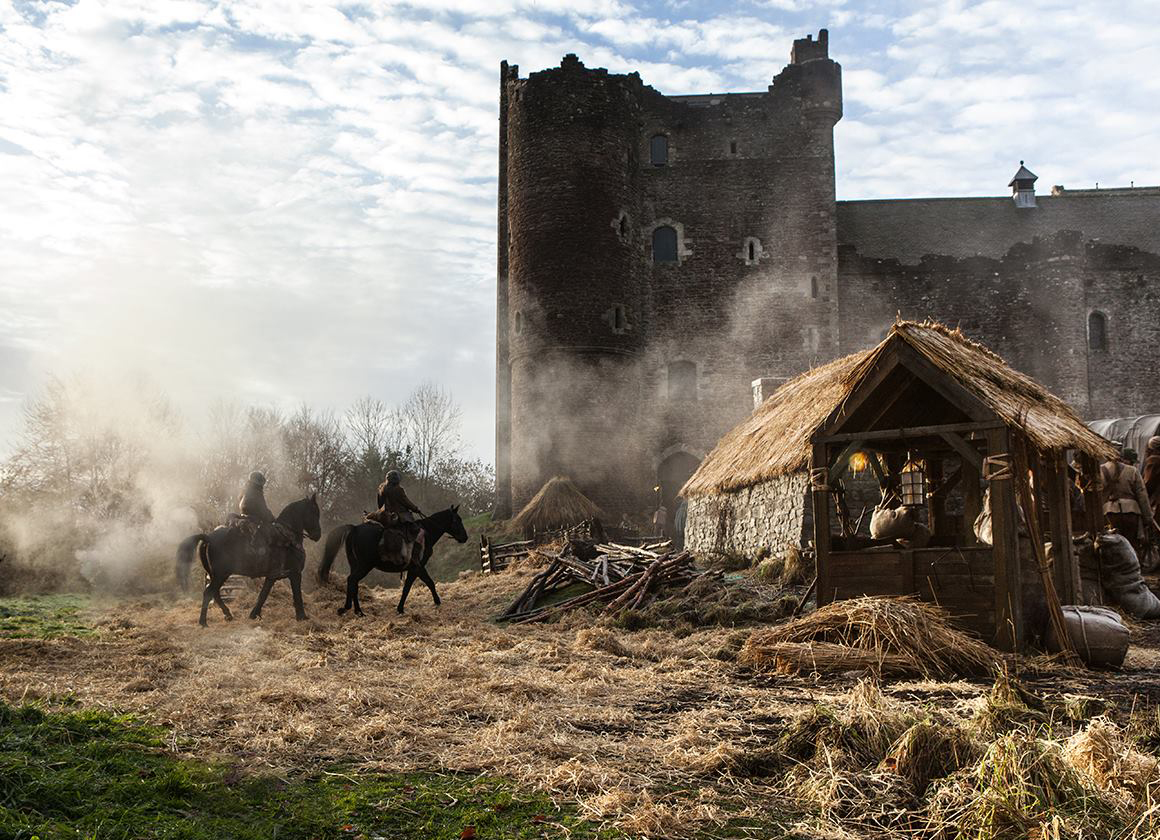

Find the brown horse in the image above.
[{"left": 176, "top": 495, "right": 322, "bottom": 626}]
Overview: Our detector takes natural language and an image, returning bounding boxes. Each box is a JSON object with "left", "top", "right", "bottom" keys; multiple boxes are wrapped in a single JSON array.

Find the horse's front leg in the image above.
[
  {"left": 417, "top": 564, "right": 441, "bottom": 607},
  {"left": 250, "top": 576, "right": 277, "bottom": 620},
  {"left": 397, "top": 567, "right": 418, "bottom": 614},
  {"left": 288, "top": 570, "right": 307, "bottom": 621}
]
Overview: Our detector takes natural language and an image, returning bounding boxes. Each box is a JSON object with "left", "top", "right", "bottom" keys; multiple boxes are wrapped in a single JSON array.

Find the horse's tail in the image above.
[
  {"left": 175, "top": 533, "right": 207, "bottom": 591},
  {"left": 198, "top": 538, "right": 213, "bottom": 579},
  {"left": 319, "top": 524, "right": 352, "bottom": 584}
]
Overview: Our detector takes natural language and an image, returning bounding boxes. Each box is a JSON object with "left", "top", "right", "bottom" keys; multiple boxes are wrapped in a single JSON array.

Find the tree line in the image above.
[{"left": 0, "top": 375, "right": 493, "bottom": 592}]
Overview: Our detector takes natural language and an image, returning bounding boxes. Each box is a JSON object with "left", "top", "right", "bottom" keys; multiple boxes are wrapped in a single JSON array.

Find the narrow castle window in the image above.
[
  {"left": 653, "top": 226, "right": 678, "bottom": 263},
  {"left": 811, "top": 276, "right": 819, "bottom": 299},
  {"left": 1088, "top": 311, "right": 1108, "bottom": 351},
  {"left": 747, "top": 241, "right": 756, "bottom": 261},
  {"left": 618, "top": 213, "right": 628, "bottom": 238},
  {"left": 613, "top": 304, "right": 627, "bottom": 332},
  {"left": 650, "top": 134, "right": 668, "bottom": 167},
  {"left": 668, "top": 361, "right": 697, "bottom": 402},
  {"left": 514, "top": 311, "right": 523, "bottom": 335},
  {"left": 730, "top": 140, "right": 738, "bottom": 155}
]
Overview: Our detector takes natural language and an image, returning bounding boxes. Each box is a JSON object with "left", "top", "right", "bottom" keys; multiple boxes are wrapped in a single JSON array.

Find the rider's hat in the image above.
[
  {"left": 249, "top": 470, "right": 267, "bottom": 487},
  {"left": 385, "top": 470, "right": 402, "bottom": 486}
]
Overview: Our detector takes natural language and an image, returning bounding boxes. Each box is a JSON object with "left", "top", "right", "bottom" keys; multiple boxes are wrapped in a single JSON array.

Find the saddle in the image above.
[
  {"left": 365, "top": 507, "right": 423, "bottom": 567},
  {"left": 227, "top": 515, "right": 299, "bottom": 570}
]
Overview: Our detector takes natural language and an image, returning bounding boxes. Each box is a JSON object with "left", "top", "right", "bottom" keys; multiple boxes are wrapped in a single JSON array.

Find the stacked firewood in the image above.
[{"left": 500, "top": 541, "right": 699, "bottom": 624}]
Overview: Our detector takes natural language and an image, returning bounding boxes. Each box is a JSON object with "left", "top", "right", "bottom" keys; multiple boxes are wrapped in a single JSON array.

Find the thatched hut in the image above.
[
  {"left": 511, "top": 476, "right": 603, "bottom": 539},
  {"left": 682, "top": 321, "right": 1114, "bottom": 650}
]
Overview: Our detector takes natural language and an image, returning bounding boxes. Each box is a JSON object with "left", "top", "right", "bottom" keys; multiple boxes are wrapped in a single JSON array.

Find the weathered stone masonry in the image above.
[{"left": 496, "top": 30, "right": 1160, "bottom": 530}]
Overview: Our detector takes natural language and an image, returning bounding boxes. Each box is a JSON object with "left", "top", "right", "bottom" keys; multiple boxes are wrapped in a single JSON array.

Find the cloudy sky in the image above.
[{"left": 2, "top": 0, "right": 1158, "bottom": 461}]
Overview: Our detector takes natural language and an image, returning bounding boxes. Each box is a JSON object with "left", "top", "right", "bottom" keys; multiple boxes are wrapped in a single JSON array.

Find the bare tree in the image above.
[
  {"left": 400, "top": 382, "right": 462, "bottom": 497},
  {"left": 282, "top": 406, "right": 348, "bottom": 508},
  {"left": 345, "top": 396, "right": 405, "bottom": 461}
]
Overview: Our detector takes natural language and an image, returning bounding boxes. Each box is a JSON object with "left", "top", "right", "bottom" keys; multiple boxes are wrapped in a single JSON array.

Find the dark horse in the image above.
[
  {"left": 317, "top": 505, "right": 468, "bottom": 616},
  {"left": 175, "top": 495, "right": 322, "bottom": 626}
]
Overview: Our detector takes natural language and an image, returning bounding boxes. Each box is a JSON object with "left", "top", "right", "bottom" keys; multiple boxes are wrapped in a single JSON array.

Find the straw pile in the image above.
[
  {"left": 3, "top": 581, "right": 1159, "bottom": 837},
  {"left": 739, "top": 596, "right": 999, "bottom": 679},
  {"left": 511, "top": 476, "right": 603, "bottom": 537}
]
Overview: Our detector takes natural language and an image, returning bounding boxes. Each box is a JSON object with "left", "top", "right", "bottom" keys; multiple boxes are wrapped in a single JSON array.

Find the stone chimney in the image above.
[{"left": 752, "top": 377, "right": 787, "bottom": 409}]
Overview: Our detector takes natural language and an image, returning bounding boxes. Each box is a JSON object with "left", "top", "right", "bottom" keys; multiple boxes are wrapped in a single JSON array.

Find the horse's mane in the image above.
[{"left": 277, "top": 496, "right": 316, "bottom": 523}]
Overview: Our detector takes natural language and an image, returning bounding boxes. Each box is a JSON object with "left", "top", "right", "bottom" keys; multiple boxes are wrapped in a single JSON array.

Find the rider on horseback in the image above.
[
  {"left": 236, "top": 470, "right": 297, "bottom": 568},
  {"left": 239, "top": 471, "right": 275, "bottom": 524},
  {"left": 370, "top": 470, "right": 424, "bottom": 562}
]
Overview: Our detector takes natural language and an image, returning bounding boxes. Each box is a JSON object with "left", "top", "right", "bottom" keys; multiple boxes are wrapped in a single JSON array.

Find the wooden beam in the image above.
[
  {"left": 1078, "top": 453, "right": 1103, "bottom": 535},
  {"left": 811, "top": 441, "right": 834, "bottom": 607},
  {"left": 892, "top": 343, "right": 995, "bottom": 423},
  {"left": 819, "top": 351, "right": 905, "bottom": 439},
  {"left": 1043, "top": 450, "right": 1079, "bottom": 603},
  {"left": 940, "top": 431, "right": 985, "bottom": 472},
  {"left": 819, "top": 420, "right": 1004, "bottom": 445},
  {"left": 930, "top": 465, "right": 963, "bottom": 499},
  {"left": 986, "top": 427, "right": 1024, "bottom": 652},
  {"left": 963, "top": 455, "right": 983, "bottom": 544}
]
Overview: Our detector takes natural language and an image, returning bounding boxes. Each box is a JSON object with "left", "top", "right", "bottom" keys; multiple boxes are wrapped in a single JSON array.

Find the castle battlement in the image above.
[{"left": 495, "top": 32, "right": 1160, "bottom": 522}]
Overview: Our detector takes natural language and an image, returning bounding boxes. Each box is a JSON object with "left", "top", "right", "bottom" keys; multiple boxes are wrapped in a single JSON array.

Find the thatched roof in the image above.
[
  {"left": 512, "top": 476, "right": 603, "bottom": 534},
  {"left": 682, "top": 321, "right": 1116, "bottom": 498}
]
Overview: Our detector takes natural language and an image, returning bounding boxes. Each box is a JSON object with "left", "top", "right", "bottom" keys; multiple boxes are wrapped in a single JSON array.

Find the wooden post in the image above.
[
  {"left": 1079, "top": 453, "right": 1103, "bottom": 536},
  {"left": 1044, "top": 450, "right": 1079, "bottom": 604},
  {"left": 986, "top": 427, "right": 1024, "bottom": 652},
  {"left": 963, "top": 454, "right": 983, "bottom": 543},
  {"left": 811, "top": 442, "right": 834, "bottom": 606}
]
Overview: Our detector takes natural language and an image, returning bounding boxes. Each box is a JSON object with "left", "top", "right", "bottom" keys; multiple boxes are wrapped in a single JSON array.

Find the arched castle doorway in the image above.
[{"left": 657, "top": 450, "right": 701, "bottom": 534}]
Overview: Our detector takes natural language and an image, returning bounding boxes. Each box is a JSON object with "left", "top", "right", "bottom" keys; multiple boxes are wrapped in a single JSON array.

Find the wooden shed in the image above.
[{"left": 683, "top": 321, "right": 1115, "bottom": 650}]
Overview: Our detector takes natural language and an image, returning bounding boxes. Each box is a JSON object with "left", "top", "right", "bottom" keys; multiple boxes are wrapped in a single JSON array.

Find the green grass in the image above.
[
  {"left": 0, "top": 595, "right": 93, "bottom": 638},
  {"left": 0, "top": 703, "right": 622, "bottom": 840}
]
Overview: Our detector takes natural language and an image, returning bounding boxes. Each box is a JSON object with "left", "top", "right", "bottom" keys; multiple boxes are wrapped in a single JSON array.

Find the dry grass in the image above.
[
  {"left": 0, "top": 570, "right": 849, "bottom": 835},
  {"left": 3, "top": 576, "right": 1159, "bottom": 838},
  {"left": 682, "top": 320, "right": 1115, "bottom": 497},
  {"left": 740, "top": 596, "right": 999, "bottom": 679},
  {"left": 511, "top": 477, "right": 603, "bottom": 537}
]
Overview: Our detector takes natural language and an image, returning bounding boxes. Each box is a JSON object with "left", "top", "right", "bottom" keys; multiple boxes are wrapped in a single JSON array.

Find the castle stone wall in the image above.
[
  {"left": 497, "top": 31, "right": 1160, "bottom": 524},
  {"left": 838, "top": 231, "right": 1160, "bottom": 419},
  {"left": 837, "top": 190, "right": 1160, "bottom": 264}
]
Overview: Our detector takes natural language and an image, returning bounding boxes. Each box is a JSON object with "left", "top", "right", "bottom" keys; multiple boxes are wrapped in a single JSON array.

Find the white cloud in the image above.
[{"left": 0, "top": 0, "right": 1157, "bottom": 463}]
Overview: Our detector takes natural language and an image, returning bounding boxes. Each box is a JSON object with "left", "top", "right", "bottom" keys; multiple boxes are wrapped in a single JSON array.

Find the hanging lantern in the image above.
[
  {"left": 849, "top": 451, "right": 869, "bottom": 475},
  {"left": 900, "top": 455, "right": 927, "bottom": 507}
]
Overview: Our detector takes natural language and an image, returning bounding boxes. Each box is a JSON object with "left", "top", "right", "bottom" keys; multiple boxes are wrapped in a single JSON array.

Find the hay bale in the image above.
[
  {"left": 740, "top": 596, "right": 998, "bottom": 679},
  {"left": 511, "top": 477, "right": 603, "bottom": 537}
]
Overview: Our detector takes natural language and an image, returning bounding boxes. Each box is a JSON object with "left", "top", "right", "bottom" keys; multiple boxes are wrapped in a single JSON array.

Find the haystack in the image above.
[
  {"left": 511, "top": 476, "right": 603, "bottom": 537},
  {"left": 739, "top": 596, "right": 998, "bottom": 679}
]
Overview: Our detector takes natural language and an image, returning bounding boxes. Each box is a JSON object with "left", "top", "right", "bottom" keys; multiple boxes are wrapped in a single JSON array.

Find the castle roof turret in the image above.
[{"left": 1009, "top": 163, "right": 1038, "bottom": 187}]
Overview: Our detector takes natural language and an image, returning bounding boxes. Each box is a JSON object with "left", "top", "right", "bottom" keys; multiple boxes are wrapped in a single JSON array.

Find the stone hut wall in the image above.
[{"left": 685, "top": 473, "right": 809, "bottom": 560}]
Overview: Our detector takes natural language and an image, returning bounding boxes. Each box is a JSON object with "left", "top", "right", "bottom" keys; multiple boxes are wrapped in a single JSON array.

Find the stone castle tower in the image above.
[
  {"left": 496, "top": 31, "right": 843, "bottom": 518},
  {"left": 496, "top": 30, "right": 1160, "bottom": 522}
]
